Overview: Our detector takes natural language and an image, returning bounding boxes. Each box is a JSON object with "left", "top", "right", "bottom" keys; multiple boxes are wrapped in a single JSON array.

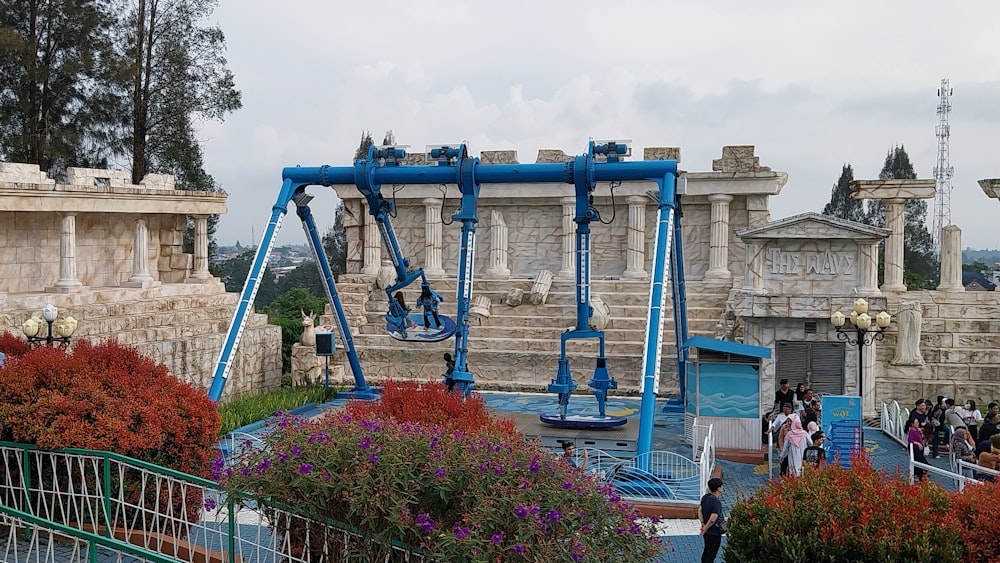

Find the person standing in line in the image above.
[
  {"left": 698, "top": 477, "right": 726, "bottom": 563},
  {"left": 960, "top": 399, "right": 984, "bottom": 442},
  {"left": 774, "top": 379, "right": 794, "bottom": 412},
  {"left": 780, "top": 414, "right": 810, "bottom": 477},
  {"left": 803, "top": 431, "right": 827, "bottom": 470},
  {"left": 443, "top": 352, "right": 456, "bottom": 392},
  {"left": 908, "top": 415, "right": 929, "bottom": 483}
]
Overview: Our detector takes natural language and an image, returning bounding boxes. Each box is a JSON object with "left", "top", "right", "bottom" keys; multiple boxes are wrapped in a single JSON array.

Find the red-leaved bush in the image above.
[
  {"left": 0, "top": 340, "right": 221, "bottom": 526},
  {"left": 0, "top": 330, "right": 30, "bottom": 358},
  {"left": 949, "top": 479, "right": 1000, "bottom": 562},
  {"left": 344, "top": 379, "right": 520, "bottom": 438}
]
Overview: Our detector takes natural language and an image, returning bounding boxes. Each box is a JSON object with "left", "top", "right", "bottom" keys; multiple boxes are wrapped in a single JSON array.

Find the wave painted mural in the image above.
[{"left": 687, "top": 364, "right": 760, "bottom": 418}]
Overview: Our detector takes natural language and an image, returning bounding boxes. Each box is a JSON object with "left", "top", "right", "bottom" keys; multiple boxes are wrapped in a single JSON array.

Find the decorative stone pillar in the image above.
[
  {"left": 858, "top": 242, "right": 880, "bottom": 296},
  {"left": 622, "top": 196, "right": 648, "bottom": 280},
  {"left": 860, "top": 343, "right": 878, "bottom": 416},
  {"left": 362, "top": 206, "right": 381, "bottom": 276},
  {"left": 188, "top": 214, "right": 212, "bottom": 282},
  {"left": 422, "top": 198, "right": 446, "bottom": 277},
  {"left": 704, "top": 194, "right": 734, "bottom": 280},
  {"left": 936, "top": 225, "right": 964, "bottom": 292},
  {"left": 484, "top": 209, "right": 510, "bottom": 278},
  {"left": 742, "top": 242, "right": 765, "bottom": 294},
  {"left": 51, "top": 212, "right": 82, "bottom": 290},
  {"left": 881, "top": 199, "right": 906, "bottom": 292},
  {"left": 558, "top": 197, "right": 575, "bottom": 280},
  {"left": 128, "top": 219, "right": 155, "bottom": 285}
]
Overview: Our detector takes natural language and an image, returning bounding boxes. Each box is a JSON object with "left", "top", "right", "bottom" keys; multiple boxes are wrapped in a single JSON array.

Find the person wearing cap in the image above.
[{"left": 803, "top": 431, "right": 827, "bottom": 470}]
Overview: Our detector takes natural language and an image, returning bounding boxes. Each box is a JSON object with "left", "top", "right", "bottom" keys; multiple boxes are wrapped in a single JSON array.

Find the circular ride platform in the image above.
[
  {"left": 539, "top": 414, "right": 629, "bottom": 429},
  {"left": 386, "top": 312, "right": 457, "bottom": 342}
]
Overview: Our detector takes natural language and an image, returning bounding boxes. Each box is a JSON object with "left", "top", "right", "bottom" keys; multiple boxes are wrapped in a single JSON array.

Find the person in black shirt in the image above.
[
  {"left": 774, "top": 379, "right": 794, "bottom": 412},
  {"left": 979, "top": 412, "right": 1000, "bottom": 444},
  {"left": 443, "top": 352, "right": 456, "bottom": 392},
  {"left": 803, "top": 431, "right": 827, "bottom": 470},
  {"left": 699, "top": 477, "right": 725, "bottom": 563}
]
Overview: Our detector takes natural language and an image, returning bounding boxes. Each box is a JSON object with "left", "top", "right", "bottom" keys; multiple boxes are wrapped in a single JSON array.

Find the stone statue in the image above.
[
  {"left": 891, "top": 300, "right": 924, "bottom": 366},
  {"left": 299, "top": 310, "right": 317, "bottom": 347},
  {"left": 715, "top": 304, "right": 740, "bottom": 342},
  {"left": 590, "top": 296, "right": 611, "bottom": 331}
]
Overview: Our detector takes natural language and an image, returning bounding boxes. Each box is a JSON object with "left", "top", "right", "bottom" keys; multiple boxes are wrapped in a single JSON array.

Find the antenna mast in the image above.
[{"left": 932, "top": 78, "right": 954, "bottom": 254}]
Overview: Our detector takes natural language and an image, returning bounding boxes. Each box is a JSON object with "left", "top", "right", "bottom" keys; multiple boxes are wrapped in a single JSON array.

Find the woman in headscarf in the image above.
[
  {"left": 779, "top": 414, "right": 810, "bottom": 477},
  {"left": 951, "top": 427, "right": 976, "bottom": 477}
]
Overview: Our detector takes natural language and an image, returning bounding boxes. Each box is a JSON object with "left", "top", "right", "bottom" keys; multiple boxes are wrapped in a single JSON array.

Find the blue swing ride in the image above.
[{"left": 207, "top": 139, "right": 688, "bottom": 461}]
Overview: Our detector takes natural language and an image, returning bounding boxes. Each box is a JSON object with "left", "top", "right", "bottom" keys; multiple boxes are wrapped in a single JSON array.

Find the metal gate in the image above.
[{"left": 775, "top": 341, "right": 845, "bottom": 396}]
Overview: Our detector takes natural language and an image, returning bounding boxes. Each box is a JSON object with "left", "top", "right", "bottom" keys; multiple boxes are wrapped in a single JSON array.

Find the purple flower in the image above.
[
  {"left": 291, "top": 445, "right": 302, "bottom": 458},
  {"left": 562, "top": 481, "right": 573, "bottom": 490},
  {"left": 256, "top": 458, "right": 271, "bottom": 474},
  {"left": 361, "top": 419, "right": 381, "bottom": 432},
  {"left": 211, "top": 456, "right": 225, "bottom": 481},
  {"left": 204, "top": 498, "right": 217, "bottom": 511},
  {"left": 514, "top": 505, "right": 529, "bottom": 519},
  {"left": 528, "top": 504, "right": 539, "bottom": 516},
  {"left": 434, "top": 467, "right": 447, "bottom": 479},
  {"left": 299, "top": 463, "right": 313, "bottom": 475},
  {"left": 277, "top": 452, "right": 288, "bottom": 464},
  {"left": 529, "top": 459, "right": 540, "bottom": 473},
  {"left": 429, "top": 437, "right": 439, "bottom": 450},
  {"left": 490, "top": 533, "right": 503, "bottom": 545},
  {"left": 547, "top": 509, "right": 562, "bottom": 523},
  {"left": 510, "top": 544, "right": 525, "bottom": 554},
  {"left": 359, "top": 435, "right": 372, "bottom": 450},
  {"left": 368, "top": 453, "right": 378, "bottom": 464},
  {"left": 453, "top": 523, "right": 470, "bottom": 540},
  {"left": 415, "top": 513, "right": 434, "bottom": 534}
]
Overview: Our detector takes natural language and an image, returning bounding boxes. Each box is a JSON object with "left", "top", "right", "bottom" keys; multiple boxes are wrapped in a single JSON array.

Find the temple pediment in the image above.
[{"left": 736, "top": 212, "right": 889, "bottom": 242}]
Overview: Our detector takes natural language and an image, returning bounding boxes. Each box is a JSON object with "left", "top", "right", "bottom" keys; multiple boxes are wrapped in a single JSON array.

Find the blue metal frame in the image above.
[{"left": 208, "top": 143, "right": 683, "bottom": 417}]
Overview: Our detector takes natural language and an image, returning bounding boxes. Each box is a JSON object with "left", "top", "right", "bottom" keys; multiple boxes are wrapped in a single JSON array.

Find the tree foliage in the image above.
[
  {"left": 821, "top": 164, "right": 865, "bottom": 223},
  {"left": 0, "top": 0, "right": 119, "bottom": 175}
]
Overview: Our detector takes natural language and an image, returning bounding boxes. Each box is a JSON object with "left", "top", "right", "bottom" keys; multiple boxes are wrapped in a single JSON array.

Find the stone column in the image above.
[
  {"left": 188, "top": 214, "right": 212, "bottom": 282},
  {"left": 622, "top": 195, "right": 648, "bottom": 280},
  {"left": 857, "top": 242, "right": 880, "bottom": 296},
  {"left": 52, "top": 213, "right": 82, "bottom": 290},
  {"left": 705, "top": 194, "right": 734, "bottom": 280},
  {"left": 936, "top": 225, "right": 964, "bottom": 292},
  {"left": 362, "top": 205, "right": 381, "bottom": 276},
  {"left": 742, "top": 242, "right": 765, "bottom": 294},
  {"left": 558, "top": 196, "right": 575, "bottom": 280},
  {"left": 422, "top": 198, "right": 446, "bottom": 277},
  {"left": 128, "top": 219, "right": 155, "bottom": 284},
  {"left": 484, "top": 209, "right": 510, "bottom": 278},
  {"left": 881, "top": 199, "right": 906, "bottom": 292}
]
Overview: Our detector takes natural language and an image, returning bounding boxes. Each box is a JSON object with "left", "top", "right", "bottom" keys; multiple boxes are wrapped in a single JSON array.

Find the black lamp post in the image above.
[
  {"left": 22, "top": 304, "right": 76, "bottom": 348},
  {"left": 830, "top": 298, "right": 892, "bottom": 399}
]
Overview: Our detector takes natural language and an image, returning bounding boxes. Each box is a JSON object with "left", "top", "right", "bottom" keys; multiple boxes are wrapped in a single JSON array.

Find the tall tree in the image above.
[
  {"left": 869, "top": 145, "right": 938, "bottom": 288},
  {"left": 821, "top": 164, "right": 865, "bottom": 223},
  {"left": 0, "top": 0, "right": 119, "bottom": 176},
  {"left": 112, "top": 0, "right": 241, "bottom": 187}
]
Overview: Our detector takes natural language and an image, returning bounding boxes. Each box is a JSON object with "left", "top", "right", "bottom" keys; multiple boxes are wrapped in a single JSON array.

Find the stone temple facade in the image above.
[
  {"left": 0, "top": 163, "right": 281, "bottom": 399},
  {"left": 323, "top": 145, "right": 1000, "bottom": 415}
]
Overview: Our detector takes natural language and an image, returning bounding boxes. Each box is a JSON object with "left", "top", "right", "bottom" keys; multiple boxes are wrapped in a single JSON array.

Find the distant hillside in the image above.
[{"left": 963, "top": 248, "right": 1000, "bottom": 266}]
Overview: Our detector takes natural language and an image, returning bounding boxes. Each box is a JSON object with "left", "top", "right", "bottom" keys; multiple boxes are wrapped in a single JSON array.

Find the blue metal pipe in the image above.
[{"left": 295, "top": 204, "right": 373, "bottom": 398}]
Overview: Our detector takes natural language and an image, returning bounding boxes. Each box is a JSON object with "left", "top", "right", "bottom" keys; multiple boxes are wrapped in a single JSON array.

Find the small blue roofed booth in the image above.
[{"left": 684, "top": 336, "right": 771, "bottom": 452}]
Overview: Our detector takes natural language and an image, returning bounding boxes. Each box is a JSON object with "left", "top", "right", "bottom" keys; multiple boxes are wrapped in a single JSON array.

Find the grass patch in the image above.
[{"left": 218, "top": 385, "right": 338, "bottom": 436}]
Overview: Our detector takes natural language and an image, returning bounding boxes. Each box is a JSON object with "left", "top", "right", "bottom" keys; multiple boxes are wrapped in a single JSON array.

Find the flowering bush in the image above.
[
  {"left": 221, "top": 390, "right": 662, "bottom": 561},
  {"left": 0, "top": 341, "right": 221, "bottom": 525},
  {"left": 949, "top": 479, "right": 1000, "bottom": 562},
  {"left": 343, "top": 379, "right": 518, "bottom": 437},
  {"left": 725, "top": 455, "right": 963, "bottom": 562}
]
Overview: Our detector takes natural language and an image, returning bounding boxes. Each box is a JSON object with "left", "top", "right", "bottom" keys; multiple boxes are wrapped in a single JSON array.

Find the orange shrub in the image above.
[
  {"left": 342, "top": 379, "right": 519, "bottom": 438},
  {"left": 950, "top": 479, "right": 1000, "bottom": 562}
]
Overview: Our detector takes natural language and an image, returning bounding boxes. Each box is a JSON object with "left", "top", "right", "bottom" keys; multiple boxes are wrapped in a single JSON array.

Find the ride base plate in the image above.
[
  {"left": 539, "top": 414, "right": 628, "bottom": 428},
  {"left": 386, "top": 313, "right": 457, "bottom": 342}
]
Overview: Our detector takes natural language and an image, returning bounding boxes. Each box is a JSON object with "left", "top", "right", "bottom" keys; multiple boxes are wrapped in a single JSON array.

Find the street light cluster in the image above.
[
  {"left": 22, "top": 304, "right": 77, "bottom": 348},
  {"left": 830, "top": 298, "right": 891, "bottom": 399}
]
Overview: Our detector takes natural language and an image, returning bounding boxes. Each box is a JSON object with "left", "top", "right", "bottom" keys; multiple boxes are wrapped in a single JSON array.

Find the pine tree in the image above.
[
  {"left": 870, "top": 145, "right": 938, "bottom": 288},
  {"left": 821, "top": 164, "right": 865, "bottom": 222},
  {"left": 0, "top": 0, "right": 119, "bottom": 176}
]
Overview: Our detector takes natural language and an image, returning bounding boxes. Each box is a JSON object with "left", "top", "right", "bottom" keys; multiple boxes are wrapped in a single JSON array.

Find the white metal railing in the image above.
[
  {"left": 957, "top": 459, "right": 1000, "bottom": 490},
  {"left": 907, "top": 444, "right": 981, "bottom": 490},
  {"left": 767, "top": 426, "right": 775, "bottom": 479},
  {"left": 698, "top": 425, "right": 715, "bottom": 498},
  {"left": 880, "top": 400, "right": 910, "bottom": 447},
  {"left": 585, "top": 447, "right": 703, "bottom": 504},
  {"left": 691, "top": 417, "right": 711, "bottom": 462}
]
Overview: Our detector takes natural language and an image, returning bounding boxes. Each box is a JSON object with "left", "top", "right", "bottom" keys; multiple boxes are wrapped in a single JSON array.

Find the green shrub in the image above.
[
  {"left": 220, "top": 385, "right": 663, "bottom": 562},
  {"left": 724, "top": 456, "right": 962, "bottom": 562}
]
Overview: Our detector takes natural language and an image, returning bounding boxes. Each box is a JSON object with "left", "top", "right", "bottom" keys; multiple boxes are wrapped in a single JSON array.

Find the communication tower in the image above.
[{"left": 932, "top": 78, "right": 954, "bottom": 254}]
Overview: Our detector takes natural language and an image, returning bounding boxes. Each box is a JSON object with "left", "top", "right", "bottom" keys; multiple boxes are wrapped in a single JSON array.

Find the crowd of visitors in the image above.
[
  {"left": 905, "top": 396, "right": 1000, "bottom": 482},
  {"left": 763, "top": 379, "right": 826, "bottom": 477}
]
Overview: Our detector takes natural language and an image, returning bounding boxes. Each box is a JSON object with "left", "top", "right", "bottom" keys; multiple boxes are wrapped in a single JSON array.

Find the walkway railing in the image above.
[
  {"left": 587, "top": 447, "right": 703, "bottom": 504},
  {"left": 0, "top": 441, "right": 424, "bottom": 562},
  {"left": 880, "top": 400, "right": 909, "bottom": 447},
  {"left": 907, "top": 444, "right": 981, "bottom": 490}
]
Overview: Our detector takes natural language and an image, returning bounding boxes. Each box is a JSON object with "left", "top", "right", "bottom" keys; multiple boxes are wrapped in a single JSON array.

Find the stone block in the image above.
[
  {"left": 480, "top": 150, "right": 518, "bottom": 164},
  {"left": 535, "top": 149, "right": 571, "bottom": 163},
  {"left": 469, "top": 295, "right": 492, "bottom": 319},
  {"left": 529, "top": 270, "right": 553, "bottom": 305},
  {"left": 0, "top": 162, "right": 53, "bottom": 184},
  {"left": 505, "top": 287, "right": 524, "bottom": 307},
  {"left": 139, "top": 173, "right": 176, "bottom": 190},
  {"left": 168, "top": 253, "right": 192, "bottom": 270},
  {"left": 66, "top": 167, "right": 129, "bottom": 187},
  {"left": 643, "top": 147, "right": 681, "bottom": 162}
]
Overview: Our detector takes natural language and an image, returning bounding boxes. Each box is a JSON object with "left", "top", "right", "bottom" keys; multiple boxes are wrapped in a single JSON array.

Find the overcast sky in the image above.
[{"left": 201, "top": 0, "right": 1000, "bottom": 251}]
